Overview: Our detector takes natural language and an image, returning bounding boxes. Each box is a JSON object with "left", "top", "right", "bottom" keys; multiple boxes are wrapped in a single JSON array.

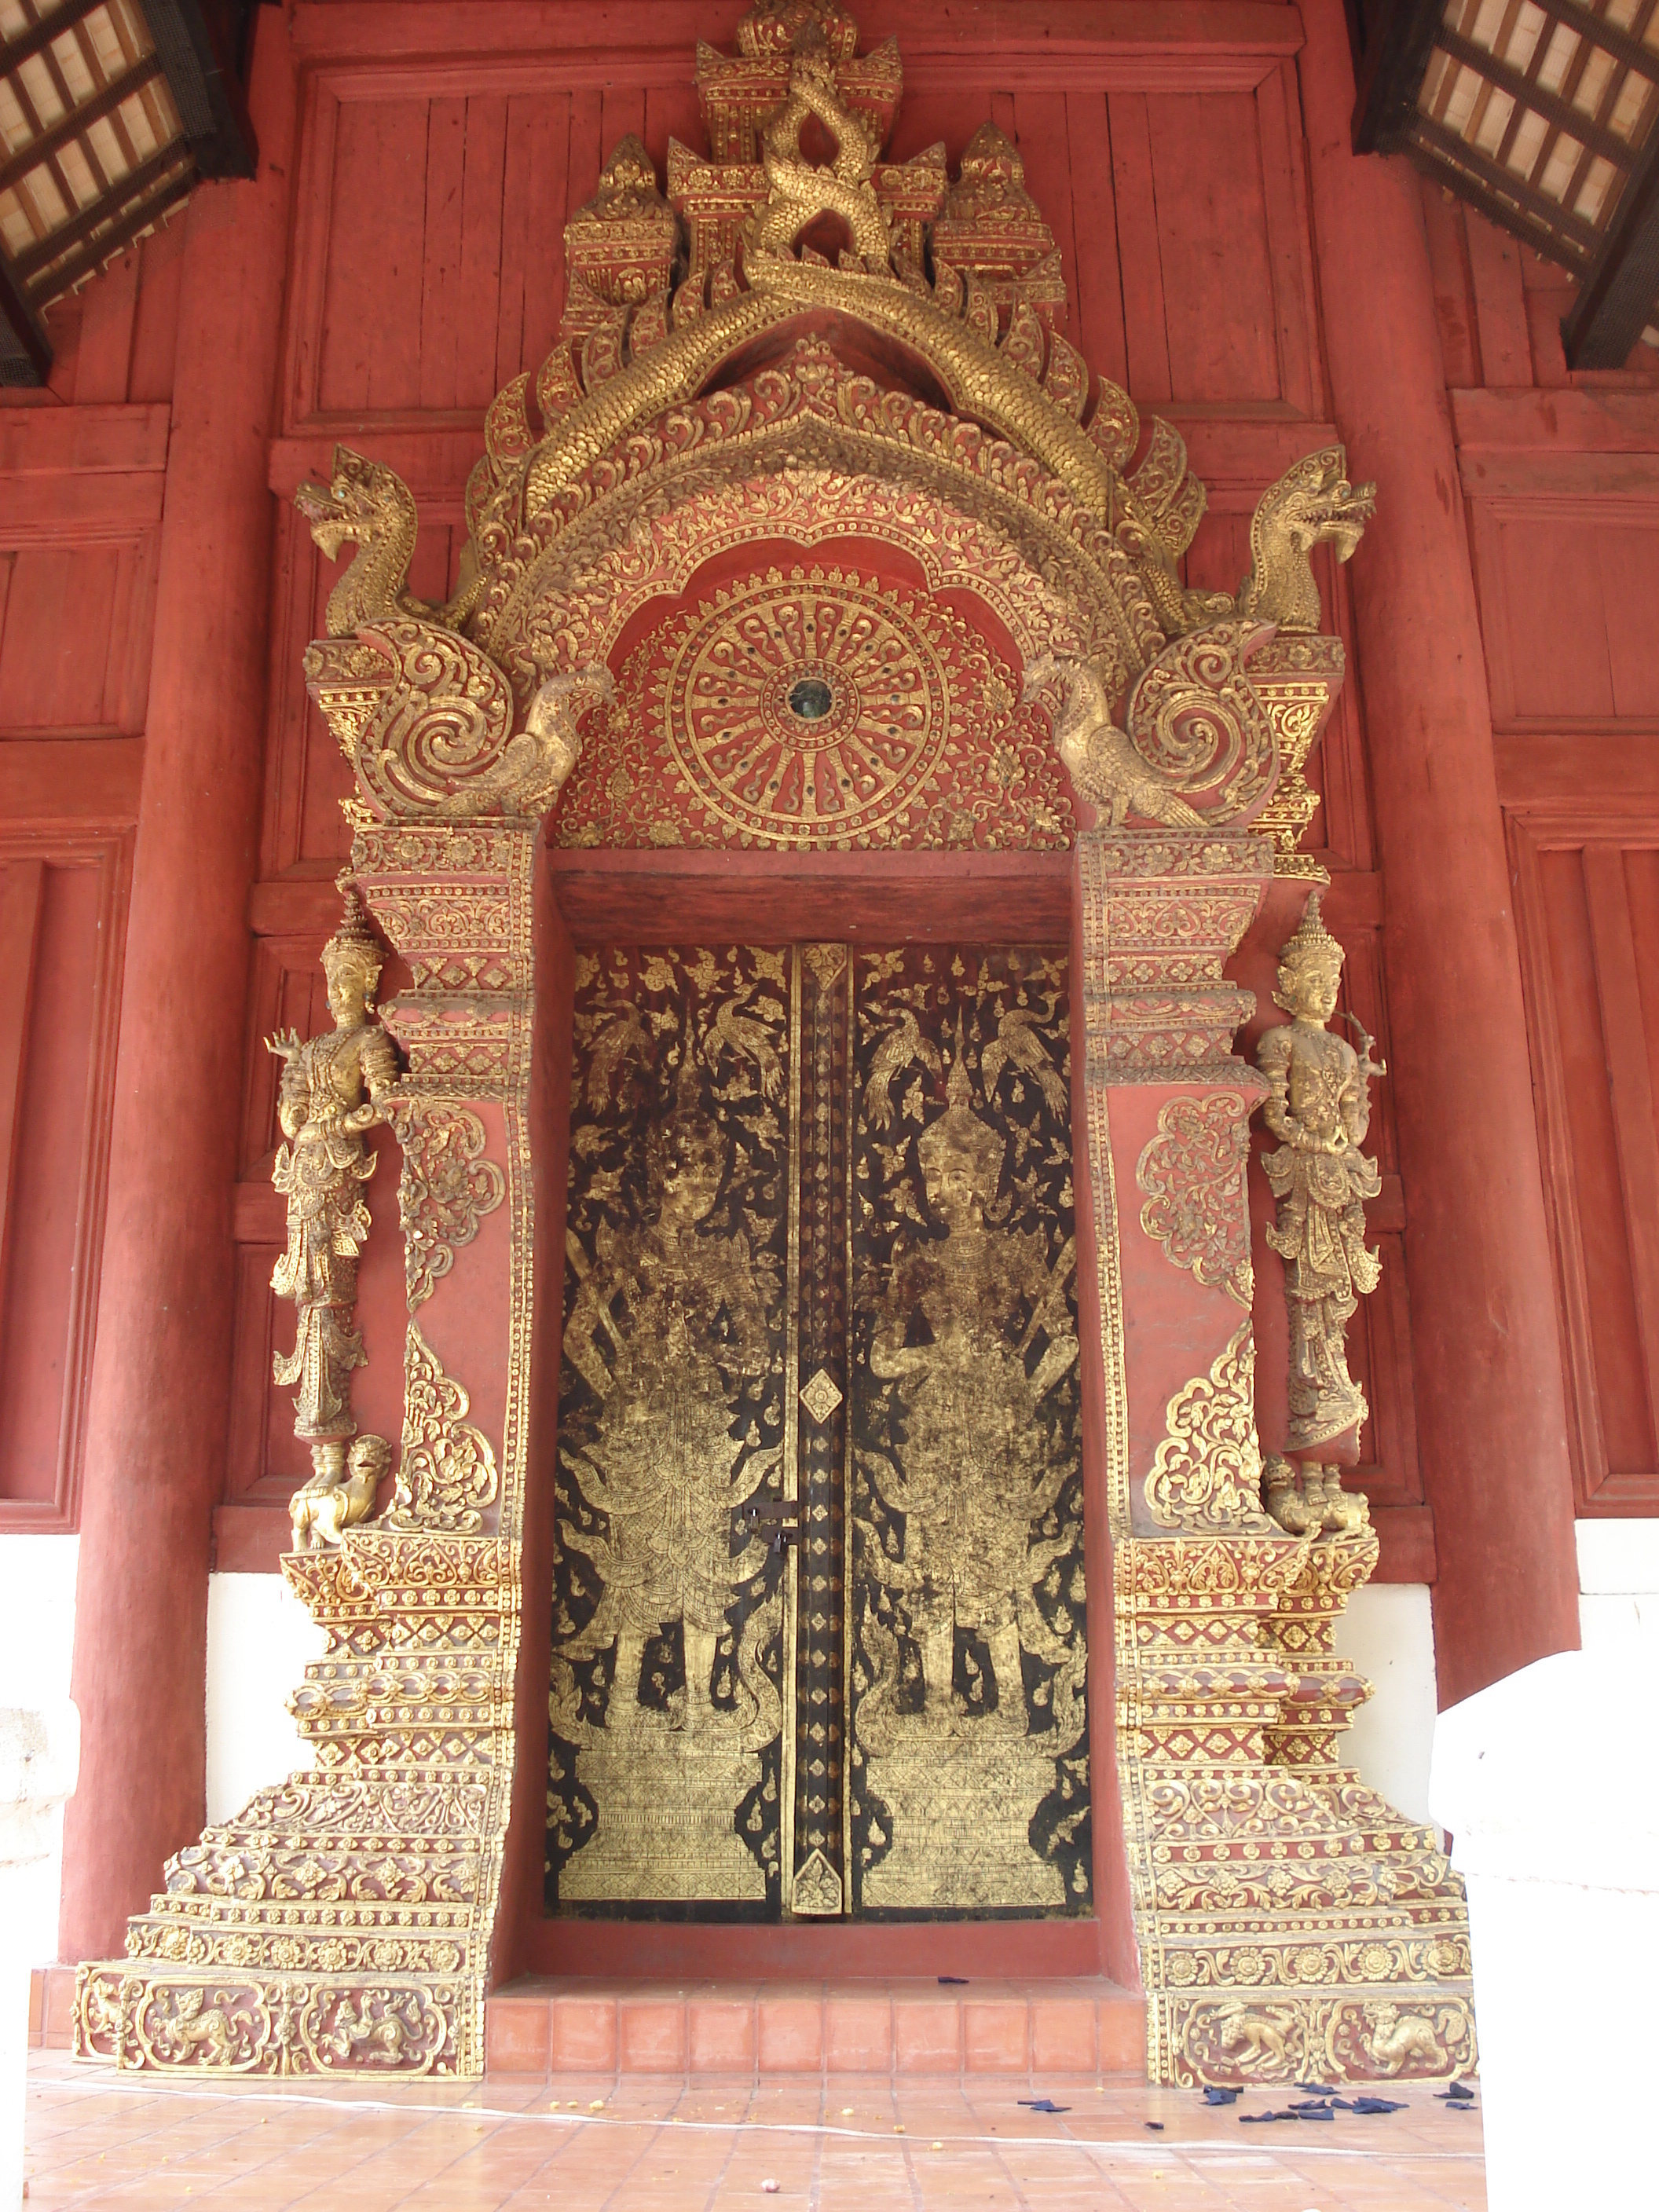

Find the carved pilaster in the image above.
[{"left": 1075, "top": 825, "right": 1474, "bottom": 2086}]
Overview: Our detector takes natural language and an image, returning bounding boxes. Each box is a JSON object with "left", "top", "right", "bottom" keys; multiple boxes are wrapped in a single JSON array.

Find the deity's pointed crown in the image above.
[
  {"left": 322, "top": 881, "right": 385, "bottom": 992},
  {"left": 1276, "top": 892, "right": 1344, "bottom": 987},
  {"left": 918, "top": 1015, "right": 1005, "bottom": 1187}
]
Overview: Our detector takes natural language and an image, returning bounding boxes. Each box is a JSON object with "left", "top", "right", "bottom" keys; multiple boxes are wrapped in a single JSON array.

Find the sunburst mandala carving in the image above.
[{"left": 551, "top": 562, "right": 1075, "bottom": 851}]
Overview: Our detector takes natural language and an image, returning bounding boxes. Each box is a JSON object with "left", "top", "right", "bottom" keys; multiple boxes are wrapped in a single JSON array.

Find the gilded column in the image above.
[{"left": 60, "top": 13, "right": 296, "bottom": 1964}]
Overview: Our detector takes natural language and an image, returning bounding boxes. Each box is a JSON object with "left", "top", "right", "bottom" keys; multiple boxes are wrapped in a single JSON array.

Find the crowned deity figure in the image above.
[
  {"left": 267, "top": 888, "right": 398, "bottom": 1543},
  {"left": 1255, "top": 894, "right": 1385, "bottom": 1535},
  {"left": 868, "top": 1036, "right": 1079, "bottom": 1732},
  {"left": 559, "top": 1050, "right": 779, "bottom": 1749},
  {"left": 555, "top": 1044, "right": 782, "bottom": 1902}
]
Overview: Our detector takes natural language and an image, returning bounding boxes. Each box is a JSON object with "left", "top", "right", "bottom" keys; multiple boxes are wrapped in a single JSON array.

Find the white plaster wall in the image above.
[
  {"left": 204, "top": 1573, "right": 328, "bottom": 1825},
  {"left": 1576, "top": 1519, "right": 1659, "bottom": 1653},
  {"left": 0, "top": 1536, "right": 78, "bottom": 1965},
  {"left": 1342, "top": 1581, "right": 1438, "bottom": 1829}
]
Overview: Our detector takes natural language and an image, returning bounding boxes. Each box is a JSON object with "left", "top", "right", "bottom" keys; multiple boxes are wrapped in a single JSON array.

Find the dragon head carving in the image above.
[
  {"left": 295, "top": 447, "right": 414, "bottom": 567},
  {"left": 296, "top": 445, "right": 482, "bottom": 640},
  {"left": 1237, "top": 445, "right": 1376, "bottom": 635}
]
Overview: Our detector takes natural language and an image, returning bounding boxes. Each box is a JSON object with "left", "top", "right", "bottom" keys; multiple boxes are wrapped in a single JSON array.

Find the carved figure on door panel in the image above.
[
  {"left": 551, "top": 949, "right": 789, "bottom": 1910},
  {"left": 851, "top": 951, "right": 1089, "bottom": 1914}
]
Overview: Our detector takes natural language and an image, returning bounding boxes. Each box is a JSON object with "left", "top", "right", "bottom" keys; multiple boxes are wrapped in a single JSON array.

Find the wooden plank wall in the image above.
[
  {"left": 0, "top": 220, "right": 174, "bottom": 1525},
  {"left": 1422, "top": 185, "right": 1659, "bottom": 1516}
]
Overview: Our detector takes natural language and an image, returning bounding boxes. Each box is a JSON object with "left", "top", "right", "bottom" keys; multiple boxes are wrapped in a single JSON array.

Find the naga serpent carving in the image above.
[
  {"left": 297, "top": 445, "right": 483, "bottom": 639},
  {"left": 744, "top": 38, "right": 891, "bottom": 264},
  {"left": 1237, "top": 445, "right": 1377, "bottom": 634}
]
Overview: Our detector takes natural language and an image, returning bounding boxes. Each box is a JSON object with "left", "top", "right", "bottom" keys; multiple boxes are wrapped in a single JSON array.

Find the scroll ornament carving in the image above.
[
  {"left": 391, "top": 1104, "right": 507, "bottom": 1309},
  {"left": 1023, "top": 618, "right": 1276, "bottom": 833},
  {"left": 383, "top": 1324, "right": 500, "bottom": 1535},
  {"left": 1144, "top": 1322, "right": 1273, "bottom": 1533},
  {"left": 1137, "top": 1093, "right": 1254, "bottom": 1308}
]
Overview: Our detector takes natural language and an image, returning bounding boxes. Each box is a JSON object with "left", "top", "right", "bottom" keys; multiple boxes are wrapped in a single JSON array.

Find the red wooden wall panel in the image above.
[
  {"left": 0, "top": 844, "right": 130, "bottom": 1526},
  {"left": 1511, "top": 822, "right": 1659, "bottom": 1512}
]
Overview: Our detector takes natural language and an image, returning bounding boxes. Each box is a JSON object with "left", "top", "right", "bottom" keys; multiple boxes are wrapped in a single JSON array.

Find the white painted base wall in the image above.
[
  {"left": 1577, "top": 1518, "right": 1659, "bottom": 1653},
  {"left": 205, "top": 1574, "right": 328, "bottom": 1824},
  {"left": 0, "top": 1538, "right": 77, "bottom": 1968},
  {"left": 1342, "top": 1582, "right": 1438, "bottom": 1827}
]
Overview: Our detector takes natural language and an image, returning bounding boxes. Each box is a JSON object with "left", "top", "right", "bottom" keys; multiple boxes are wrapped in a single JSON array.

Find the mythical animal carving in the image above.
[
  {"left": 745, "top": 32, "right": 891, "bottom": 265},
  {"left": 1022, "top": 651, "right": 1203, "bottom": 829},
  {"left": 297, "top": 447, "right": 482, "bottom": 639},
  {"left": 1262, "top": 1454, "right": 1368, "bottom": 1536},
  {"left": 289, "top": 1432, "right": 390, "bottom": 1552},
  {"left": 433, "top": 665, "right": 614, "bottom": 819},
  {"left": 1214, "top": 2001, "right": 1297, "bottom": 2073},
  {"left": 157, "top": 1987, "right": 240, "bottom": 2067},
  {"left": 322, "top": 1994, "right": 410, "bottom": 2065},
  {"left": 1364, "top": 2002, "right": 1453, "bottom": 2075},
  {"left": 1238, "top": 447, "right": 1376, "bottom": 635}
]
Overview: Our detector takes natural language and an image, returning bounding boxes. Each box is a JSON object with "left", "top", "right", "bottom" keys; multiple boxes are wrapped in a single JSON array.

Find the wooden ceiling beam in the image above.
[
  {"left": 0, "top": 0, "right": 104, "bottom": 74},
  {"left": 1408, "top": 108, "right": 1602, "bottom": 255},
  {"left": 1434, "top": 22, "right": 1636, "bottom": 170},
  {"left": 0, "top": 244, "right": 53, "bottom": 385},
  {"left": 31, "top": 164, "right": 192, "bottom": 297},
  {"left": 1351, "top": 0, "right": 1445, "bottom": 153},
  {"left": 1562, "top": 127, "right": 1659, "bottom": 364},
  {"left": 10, "top": 139, "right": 192, "bottom": 284},
  {"left": 0, "top": 49, "right": 161, "bottom": 196},
  {"left": 142, "top": 0, "right": 255, "bottom": 180}
]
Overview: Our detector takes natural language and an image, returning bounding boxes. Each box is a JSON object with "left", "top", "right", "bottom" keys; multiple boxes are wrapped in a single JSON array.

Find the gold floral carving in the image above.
[
  {"left": 392, "top": 1104, "right": 507, "bottom": 1310},
  {"left": 1144, "top": 1323, "right": 1273, "bottom": 1533},
  {"left": 384, "top": 1324, "right": 500, "bottom": 1534},
  {"left": 1137, "top": 1094, "right": 1254, "bottom": 1308}
]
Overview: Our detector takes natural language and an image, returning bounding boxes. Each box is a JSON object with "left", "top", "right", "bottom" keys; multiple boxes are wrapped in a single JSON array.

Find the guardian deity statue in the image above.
[
  {"left": 266, "top": 886, "right": 397, "bottom": 1545},
  {"left": 1255, "top": 894, "right": 1384, "bottom": 1535}
]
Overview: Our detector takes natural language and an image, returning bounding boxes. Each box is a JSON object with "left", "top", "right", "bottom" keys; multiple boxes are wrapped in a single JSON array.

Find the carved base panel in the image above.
[
  {"left": 74, "top": 1531, "right": 518, "bottom": 2078},
  {"left": 1114, "top": 1533, "right": 1474, "bottom": 2084},
  {"left": 72, "top": 1967, "right": 467, "bottom": 2077}
]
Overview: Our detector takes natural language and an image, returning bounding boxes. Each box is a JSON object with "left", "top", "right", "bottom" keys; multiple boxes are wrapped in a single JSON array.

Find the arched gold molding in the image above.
[{"left": 478, "top": 338, "right": 1163, "bottom": 696}]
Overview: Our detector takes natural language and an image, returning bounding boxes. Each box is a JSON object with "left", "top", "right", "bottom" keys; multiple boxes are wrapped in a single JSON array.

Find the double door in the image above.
[{"left": 547, "top": 943, "right": 1090, "bottom": 1920}]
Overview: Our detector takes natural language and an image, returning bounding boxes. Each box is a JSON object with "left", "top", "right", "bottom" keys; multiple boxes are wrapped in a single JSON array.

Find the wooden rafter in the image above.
[
  {"left": 0, "top": 0, "right": 255, "bottom": 383},
  {"left": 1351, "top": 0, "right": 1659, "bottom": 364}
]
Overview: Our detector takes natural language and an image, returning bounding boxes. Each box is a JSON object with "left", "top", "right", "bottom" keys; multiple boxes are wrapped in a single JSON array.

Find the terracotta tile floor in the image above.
[{"left": 25, "top": 2052, "right": 1486, "bottom": 2210}]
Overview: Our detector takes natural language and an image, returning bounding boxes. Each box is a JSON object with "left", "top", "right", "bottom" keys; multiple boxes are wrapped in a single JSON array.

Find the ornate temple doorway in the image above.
[{"left": 547, "top": 942, "right": 1090, "bottom": 1925}]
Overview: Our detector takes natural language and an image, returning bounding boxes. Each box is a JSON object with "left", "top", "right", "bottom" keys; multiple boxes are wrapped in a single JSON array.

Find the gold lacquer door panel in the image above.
[
  {"left": 550, "top": 948, "right": 792, "bottom": 1917},
  {"left": 848, "top": 950, "right": 1090, "bottom": 1915},
  {"left": 547, "top": 943, "right": 1088, "bottom": 1922}
]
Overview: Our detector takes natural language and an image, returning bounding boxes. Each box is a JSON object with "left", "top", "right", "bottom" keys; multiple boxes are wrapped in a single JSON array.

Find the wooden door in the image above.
[{"left": 548, "top": 944, "right": 1089, "bottom": 1921}]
